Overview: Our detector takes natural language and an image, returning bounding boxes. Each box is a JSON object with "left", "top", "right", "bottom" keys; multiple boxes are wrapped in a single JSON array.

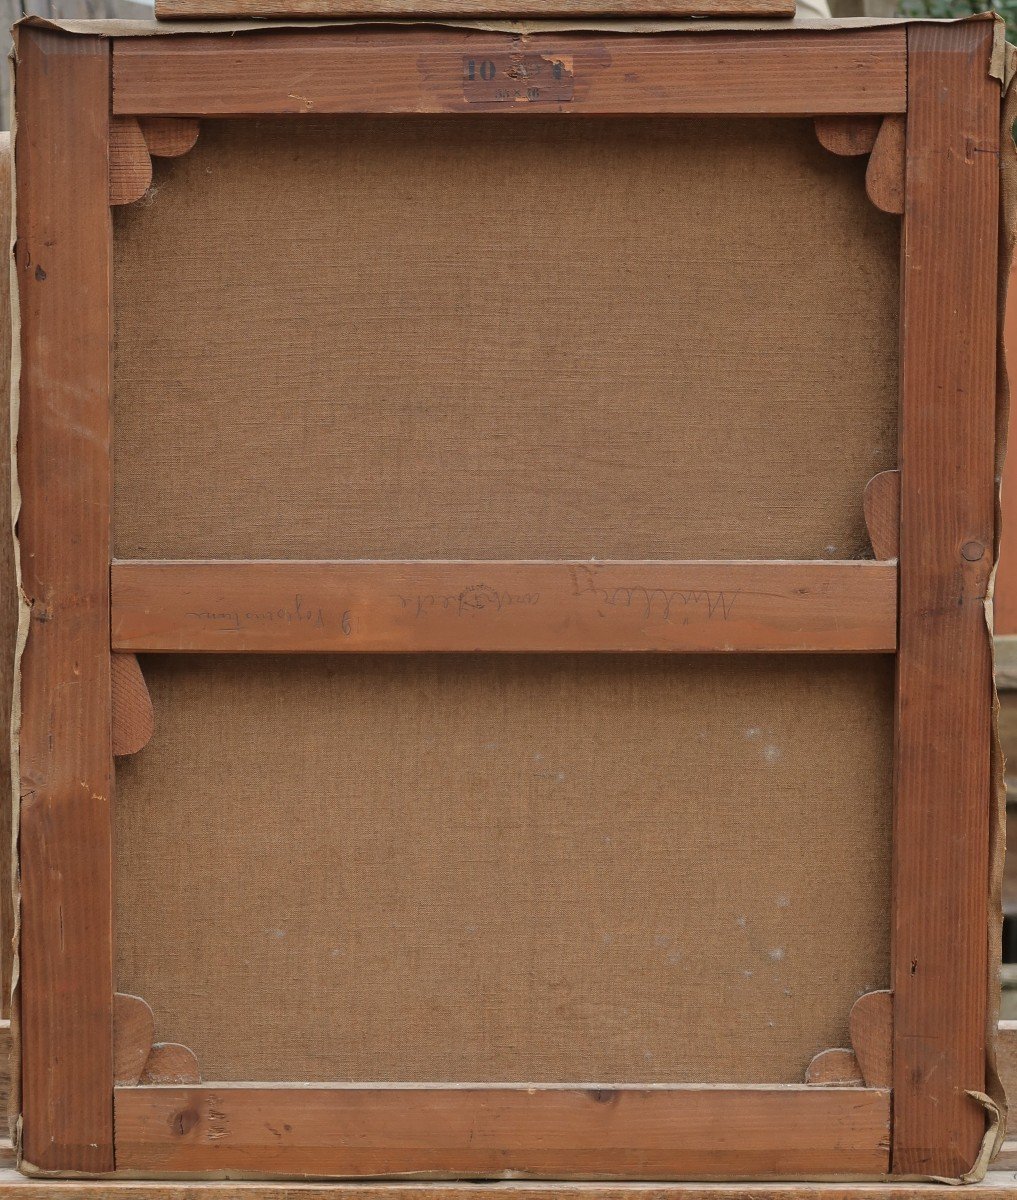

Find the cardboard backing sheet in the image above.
[{"left": 4, "top": 13, "right": 1016, "bottom": 1180}]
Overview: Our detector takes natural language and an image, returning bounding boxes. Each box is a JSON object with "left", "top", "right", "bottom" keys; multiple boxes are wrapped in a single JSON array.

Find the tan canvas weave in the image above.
[
  {"left": 110, "top": 114, "right": 899, "bottom": 1085},
  {"left": 111, "top": 116, "right": 899, "bottom": 561},
  {"left": 114, "top": 653, "right": 892, "bottom": 1084}
]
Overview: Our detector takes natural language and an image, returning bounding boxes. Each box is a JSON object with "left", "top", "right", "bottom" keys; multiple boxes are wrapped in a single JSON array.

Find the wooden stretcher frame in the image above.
[
  {"left": 12, "top": 17, "right": 999, "bottom": 1182},
  {"left": 152, "top": 0, "right": 800, "bottom": 21}
]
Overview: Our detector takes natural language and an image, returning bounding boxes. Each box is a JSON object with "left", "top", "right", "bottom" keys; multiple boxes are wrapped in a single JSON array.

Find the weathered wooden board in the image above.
[
  {"left": 14, "top": 26, "right": 114, "bottom": 1174},
  {"left": 114, "top": 1085, "right": 891, "bottom": 1177},
  {"left": 892, "top": 21, "right": 998, "bottom": 1178},
  {"left": 110, "top": 560, "right": 898, "bottom": 653},
  {"left": 111, "top": 29, "right": 907, "bottom": 117},
  {"left": 156, "top": 0, "right": 795, "bottom": 17},
  {"left": 9, "top": 1171, "right": 1017, "bottom": 1198}
]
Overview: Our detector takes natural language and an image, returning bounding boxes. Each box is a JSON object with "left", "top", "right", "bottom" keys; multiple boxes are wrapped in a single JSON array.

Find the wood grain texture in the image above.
[
  {"left": 155, "top": 0, "right": 794, "bottom": 15},
  {"left": 138, "top": 1043, "right": 200, "bottom": 1086},
  {"left": 109, "top": 116, "right": 151, "bottom": 206},
  {"left": 8, "top": 1172, "right": 1017, "bottom": 1197},
  {"left": 110, "top": 559, "right": 898, "bottom": 654},
  {"left": 112, "top": 994, "right": 154, "bottom": 1086},
  {"left": 848, "top": 990, "right": 892, "bottom": 1089},
  {"left": 111, "top": 653, "right": 154, "bottom": 757},
  {"left": 140, "top": 115, "right": 201, "bottom": 158},
  {"left": 14, "top": 26, "right": 114, "bottom": 1174},
  {"left": 805, "top": 1049, "right": 864, "bottom": 1086},
  {"left": 997, "top": 1020, "right": 1017, "bottom": 1110},
  {"left": 0, "top": 1015, "right": 8, "bottom": 1162},
  {"left": 814, "top": 116, "right": 881, "bottom": 157},
  {"left": 111, "top": 28, "right": 907, "bottom": 118},
  {"left": 0, "top": 130, "right": 13, "bottom": 1024},
  {"left": 992, "top": 1144, "right": 1017, "bottom": 1169},
  {"left": 865, "top": 115, "right": 905, "bottom": 216},
  {"left": 113, "top": 1085, "right": 891, "bottom": 1178},
  {"left": 993, "top": 255, "right": 1017, "bottom": 635},
  {"left": 893, "top": 21, "right": 999, "bottom": 1178},
  {"left": 0, "top": 1019, "right": 10, "bottom": 1116},
  {"left": 138, "top": 117, "right": 199, "bottom": 158},
  {"left": 863, "top": 470, "right": 900, "bottom": 560}
]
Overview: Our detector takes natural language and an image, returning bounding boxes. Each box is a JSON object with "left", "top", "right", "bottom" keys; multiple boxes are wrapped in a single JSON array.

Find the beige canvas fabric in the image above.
[
  {"left": 112, "top": 117, "right": 899, "bottom": 561},
  {"left": 110, "top": 115, "right": 898, "bottom": 1085},
  {"left": 115, "top": 653, "right": 893, "bottom": 1086}
]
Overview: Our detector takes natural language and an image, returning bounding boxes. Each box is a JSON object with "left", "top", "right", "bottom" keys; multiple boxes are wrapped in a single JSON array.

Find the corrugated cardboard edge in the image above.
[{"left": 4, "top": 11, "right": 1013, "bottom": 1185}]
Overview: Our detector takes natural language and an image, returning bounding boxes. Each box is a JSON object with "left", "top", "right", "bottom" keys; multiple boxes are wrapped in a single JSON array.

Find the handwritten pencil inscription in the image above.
[
  {"left": 186, "top": 593, "right": 344, "bottom": 635},
  {"left": 397, "top": 583, "right": 540, "bottom": 619},
  {"left": 570, "top": 567, "right": 740, "bottom": 623}
]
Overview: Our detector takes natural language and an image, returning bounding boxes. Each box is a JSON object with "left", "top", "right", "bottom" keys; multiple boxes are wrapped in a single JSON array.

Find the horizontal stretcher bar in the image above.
[
  {"left": 113, "top": 1083, "right": 892, "bottom": 1177},
  {"left": 110, "top": 558, "right": 898, "bottom": 653},
  {"left": 111, "top": 27, "right": 907, "bottom": 118}
]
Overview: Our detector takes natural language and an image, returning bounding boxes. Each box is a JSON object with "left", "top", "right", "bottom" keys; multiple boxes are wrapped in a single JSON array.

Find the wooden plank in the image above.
[
  {"left": 9, "top": 1173, "right": 1017, "bottom": 1198},
  {"left": 892, "top": 21, "right": 999, "bottom": 1178},
  {"left": 111, "top": 28, "right": 907, "bottom": 118},
  {"left": 0, "top": 1021, "right": 9, "bottom": 1164},
  {"left": 0, "top": 1020, "right": 10, "bottom": 1117},
  {"left": 0, "top": 132, "right": 13, "bottom": 1025},
  {"left": 995, "top": 634, "right": 1017, "bottom": 688},
  {"left": 14, "top": 27, "right": 114, "bottom": 1175},
  {"left": 110, "top": 559, "right": 898, "bottom": 654},
  {"left": 113, "top": 1085, "right": 891, "bottom": 1177},
  {"left": 155, "top": 0, "right": 795, "bottom": 16},
  {"left": 993, "top": 1144, "right": 1017, "bottom": 1169},
  {"left": 995, "top": 255, "right": 1017, "bottom": 635},
  {"left": 997, "top": 1020, "right": 1017, "bottom": 1110}
]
